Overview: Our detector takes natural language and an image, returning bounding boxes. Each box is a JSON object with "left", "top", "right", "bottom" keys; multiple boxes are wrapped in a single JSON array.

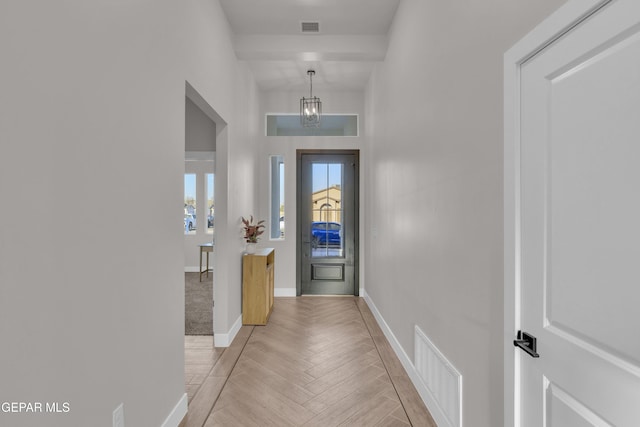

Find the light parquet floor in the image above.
[{"left": 182, "top": 297, "right": 436, "bottom": 427}]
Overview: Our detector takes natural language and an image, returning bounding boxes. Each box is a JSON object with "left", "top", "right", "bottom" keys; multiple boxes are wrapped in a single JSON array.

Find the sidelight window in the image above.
[{"left": 270, "top": 155, "right": 285, "bottom": 239}]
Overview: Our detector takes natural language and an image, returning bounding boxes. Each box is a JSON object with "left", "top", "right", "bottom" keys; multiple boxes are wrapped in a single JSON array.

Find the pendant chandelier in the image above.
[{"left": 300, "top": 70, "right": 322, "bottom": 127}]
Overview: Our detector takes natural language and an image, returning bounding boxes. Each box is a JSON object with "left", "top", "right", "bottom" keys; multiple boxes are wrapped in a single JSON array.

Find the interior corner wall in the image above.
[
  {"left": 0, "top": 0, "right": 257, "bottom": 426},
  {"left": 363, "top": 0, "right": 566, "bottom": 426},
  {"left": 185, "top": 97, "right": 217, "bottom": 152}
]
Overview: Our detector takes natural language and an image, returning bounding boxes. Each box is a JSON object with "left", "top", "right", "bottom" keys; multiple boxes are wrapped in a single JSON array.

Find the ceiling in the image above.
[{"left": 219, "top": 0, "right": 401, "bottom": 92}]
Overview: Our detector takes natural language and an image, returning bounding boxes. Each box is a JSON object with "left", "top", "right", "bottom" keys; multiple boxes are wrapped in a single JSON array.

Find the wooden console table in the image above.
[{"left": 242, "top": 248, "right": 275, "bottom": 325}]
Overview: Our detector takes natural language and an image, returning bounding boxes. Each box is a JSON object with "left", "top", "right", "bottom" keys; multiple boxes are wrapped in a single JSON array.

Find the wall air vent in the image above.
[
  {"left": 301, "top": 22, "right": 320, "bottom": 33},
  {"left": 415, "top": 325, "right": 462, "bottom": 427}
]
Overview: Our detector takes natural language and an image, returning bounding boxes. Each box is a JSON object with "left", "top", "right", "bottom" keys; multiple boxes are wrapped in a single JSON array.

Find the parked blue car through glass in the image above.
[{"left": 311, "top": 221, "right": 341, "bottom": 248}]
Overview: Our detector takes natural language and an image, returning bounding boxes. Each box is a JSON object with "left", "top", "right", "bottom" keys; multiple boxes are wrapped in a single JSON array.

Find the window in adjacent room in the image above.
[
  {"left": 206, "top": 173, "right": 214, "bottom": 234},
  {"left": 184, "top": 173, "right": 196, "bottom": 234}
]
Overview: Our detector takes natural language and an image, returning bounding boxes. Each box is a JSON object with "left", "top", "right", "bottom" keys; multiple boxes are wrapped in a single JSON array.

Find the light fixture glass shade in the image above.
[
  {"left": 300, "top": 96, "right": 322, "bottom": 127},
  {"left": 300, "top": 70, "right": 322, "bottom": 127}
]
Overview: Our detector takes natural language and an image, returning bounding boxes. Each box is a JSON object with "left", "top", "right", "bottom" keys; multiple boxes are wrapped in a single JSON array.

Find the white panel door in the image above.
[{"left": 519, "top": 0, "right": 640, "bottom": 425}]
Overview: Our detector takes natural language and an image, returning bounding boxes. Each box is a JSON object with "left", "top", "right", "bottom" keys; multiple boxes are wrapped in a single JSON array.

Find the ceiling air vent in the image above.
[{"left": 301, "top": 22, "right": 320, "bottom": 33}]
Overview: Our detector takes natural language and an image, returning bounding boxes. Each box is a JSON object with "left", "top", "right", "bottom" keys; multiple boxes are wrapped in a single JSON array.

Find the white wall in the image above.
[
  {"left": 257, "top": 90, "right": 366, "bottom": 295},
  {"left": 364, "top": 0, "right": 565, "bottom": 426},
  {"left": 186, "top": 97, "right": 216, "bottom": 152},
  {"left": 0, "top": 0, "right": 257, "bottom": 426}
]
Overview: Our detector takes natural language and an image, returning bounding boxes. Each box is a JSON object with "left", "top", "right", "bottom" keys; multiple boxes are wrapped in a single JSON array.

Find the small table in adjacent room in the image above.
[{"left": 198, "top": 243, "right": 214, "bottom": 281}]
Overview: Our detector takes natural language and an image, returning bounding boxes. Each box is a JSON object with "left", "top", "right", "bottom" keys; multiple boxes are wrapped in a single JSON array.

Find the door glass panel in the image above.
[{"left": 311, "top": 163, "right": 343, "bottom": 258}]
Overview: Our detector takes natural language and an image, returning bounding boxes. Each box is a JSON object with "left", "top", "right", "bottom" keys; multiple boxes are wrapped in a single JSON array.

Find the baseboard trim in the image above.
[
  {"left": 184, "top": 266, "right": 199, "bottom": 273},
  {"left": 214, "top": 314, "right": 242, "bottom": 347},
  {"left": 363, "top": 291, "right": 451, "bottom": 427},
  {"left": 161, "top": 393, "right": 188, "bottom": 427},
  {"left": 275, "top": 288, "right": 296, "bottom": 297}
]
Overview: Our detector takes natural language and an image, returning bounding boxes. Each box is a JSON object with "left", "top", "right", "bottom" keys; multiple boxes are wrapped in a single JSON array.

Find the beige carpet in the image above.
[{"left": 185, "top": 272, "right": 213, "bottom": 335}]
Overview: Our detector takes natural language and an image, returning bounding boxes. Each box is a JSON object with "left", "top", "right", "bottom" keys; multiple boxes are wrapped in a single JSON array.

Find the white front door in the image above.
[{"left": 508, "top": 0, "right": 640, "bottom": 425}]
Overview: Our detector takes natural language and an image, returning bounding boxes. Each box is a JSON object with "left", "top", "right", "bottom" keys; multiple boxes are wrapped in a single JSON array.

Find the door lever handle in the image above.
[{"left": 514, "top": 330, "right": 540, "bottom": 358}]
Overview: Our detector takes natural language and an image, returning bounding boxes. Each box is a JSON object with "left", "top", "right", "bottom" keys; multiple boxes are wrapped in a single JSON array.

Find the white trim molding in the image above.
[
  {"left": 161, "top": 393, "right": 188, "bottom": 427},
  {"left": 363, "top": 291, "right": 451, "bottom": 427},
  {"left": 503, "top": 2, "right": 612, "bottom": 426},
  {"left": 274, "top": 288, "right": 297, "bottom": 297},
  {"left": 214, "top": 314, "right": 242, "bottom": 347},
  {"left": 185, "top": 151, "right": 215, "bottom": 161}
]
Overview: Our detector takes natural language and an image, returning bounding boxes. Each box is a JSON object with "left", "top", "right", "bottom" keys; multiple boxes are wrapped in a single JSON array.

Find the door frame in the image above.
[
  {"left": 296, "top": 149, "right": 360, "bottom": 296},
  {"left": 503, "top": 1, "right": 612, "bottom": 425}
]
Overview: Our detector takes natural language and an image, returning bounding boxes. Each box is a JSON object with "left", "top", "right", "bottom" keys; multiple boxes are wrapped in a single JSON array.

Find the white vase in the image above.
[{"left": 246, "top": 242, "right": 257, "bottom": 254}]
